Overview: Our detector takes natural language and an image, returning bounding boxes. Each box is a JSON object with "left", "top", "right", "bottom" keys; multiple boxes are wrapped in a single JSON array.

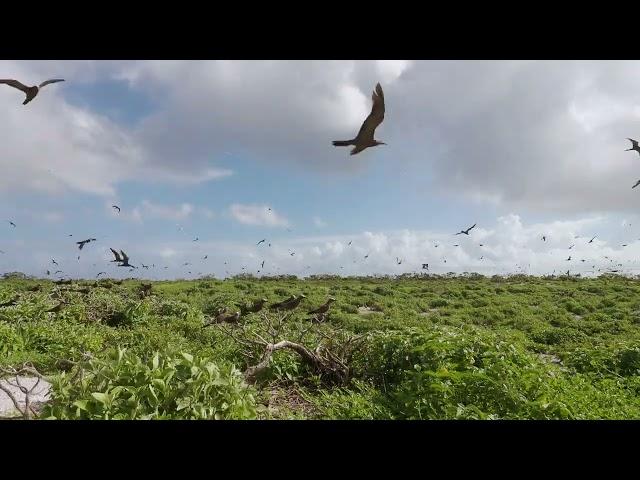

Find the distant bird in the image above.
[
  {"left": 633, "top": 180, "right": 640, "bottom": 189},
  {"left": 622, "top": 244, "right": 628, "bottom": 247},
  {"left": 268, "top": 243, "right": 272, "bottom": 247},
  {"left": 453, "top": 244, "right": 459, "bottom": 247},
  {"left": 568, "top": 244, "right": 575, "bottom": 250},
  {"left": 203, "top": 255, "right": 208, "bottom": 260},
  {"left": 0, "top": 250, "right": 4, "bottom": 254},
  {"left": 257, "top": 239, "right": 266, "bottom": 246},
  {"left": 396, "top": 257, "right": 402, "bottom": 265},
  {"left": 46, "top": 270, "right": 50, "bottom": 275},
  {"left": 455, "top": 223, "right": 476, "bottom": 235},
  {"left": 626, "top": 138, "right": 640, "bottom": 156},
  {"left": 141, "top": 263, "right": 150, "bottom": 269},
  {"left": 290, "top": 252, "right": 295, "bottom": 256},
  {"left": 348, "top": 241, "right": 353, "bottom": 246},
  {"left": 96, "top": 272, "right": 106, "bottom": 278},
  {"left": 46, "top": 302, "right": 65, "bottom": 313},
  {"left": 364, "top": 253, "right": 370, "bottom": 259},
  {"left": 261, "top": 260, "right": 265, "bottom": 269},
  {"left": 308, "top": 297, "right": 336, "bottom": 315},
  {"left": 479, "top": 244, "right": 484, "bottom": 247},
  {"left": 580, "top": 259, "right": 586, "bottom": 262},
  {"left": 588, "top": 236, "right": 597, "bottom": 243},
  {"left": 77, "top": 238, "right": 96, "bottom": 250},
  {"left": 8, "top": 221, "right": 16, "bottom": 228},
  {"left": 270, "top": 294, "right": 306, "bottom": 311},
  {"left": 193, "top": 237, "right": 199, "bottom": 242},
  {"left": 77, "top": 255, "right": 81, "bottom": 261},
  {"left": 566, "top": 256, "right": 571, "bottom": 261},
  {"left": 51, "top": 259, "right": 58, "bottom": 266},
  {"left": 0, "top": 78, "right": 64, "bottom": 105},
  {"left": 183, "top": 262, "right": 191, "bottom": 266},
  {"left": 332, "top": 82, "right": 386, "bottom": 155},
  {"left": 541, "top": 236, "right": 546, "bottom": 242},
  {"left": 112, "top": 205, "right": 121, "bottom": 213},
  {"left": 422, "top": 263, "right": 429, "bottom": 270},
  {"left": 204, "top": 310, "right": 241, "bottom": 327}
]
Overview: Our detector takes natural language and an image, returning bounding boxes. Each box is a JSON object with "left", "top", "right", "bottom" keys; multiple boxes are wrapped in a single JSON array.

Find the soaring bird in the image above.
[
  {"left": 51, "top": 259, "right": 58, "bottom": 266},
  {"left": 626, "top": 138, "right": 640, "bottom": 156},
  {"left": 541, "top": 236, "right": 546, "bottom": 241},
  {"left": 566, "top": 256, "right": 571, "bottom": 261},
  {"left": 364, "top": 253, "right": 370, "bottom": 259},
  {"left": 116, "top": 250, "right": 134, "bottom": 268},
  {"left": 261, "top": 260, "right": 265, "bottom": 269},
  {"left": 141, "top": 263, "right": 150, "bottom": 269},
  {"left": 0, "top": 250, "right": 4, "bottom": 254},
  {"left": 257, "top": 239, "right": 266, "bottom": 246},
  {"left": 112, "top": 205, "right": 121, "bottom": 213},
  {"left": 193, "top": 237, "right": 199, "bottom": 242},
  {"left": 633, "top": 180, "right": 640, "bottom": 189},
  {"left": 396, "top": 257, "right": 402, "bottom": 265},
  {"left": 568, "top": 244, "right": 575, "bottom": 250},
  {"left": 455, "top": 223, "right": 476, "bottom": 235},
  {"left": 588, "top": 236, "right": 597, "bottom": 244},
  {"left": 422, "top": 263, "right": 429, "bottom": 270},
  {"left": 308, "top": 297, "right": 336, "bottom": 315},
  {"left": 203, "top": 255, "right": 208, "bottom": 260},
  {"left": 109, "top": 248, "right": 123, "bottom": 263},
  {"left": 46, "top": 270, "right": 50, "bottom": 275},
  {"left": 8, "top": 221, "right": 16, "bottom": 228},
  {"left": 77, "top": 238, "right": 96, "bottom": 250},
  {"left": 0, "top": 78, "right": 65, "bottom": 105},
  {"left": 332, "top": 82, "right": 386, "bottom": 155}
]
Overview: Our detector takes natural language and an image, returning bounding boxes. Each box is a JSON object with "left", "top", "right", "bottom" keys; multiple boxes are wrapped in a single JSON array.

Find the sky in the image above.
[{"left": 2, "top": 59, "right": 640, "bottom": 280}]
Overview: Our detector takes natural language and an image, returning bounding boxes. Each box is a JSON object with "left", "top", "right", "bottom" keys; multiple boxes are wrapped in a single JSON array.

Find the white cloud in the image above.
[
  {"left": 129, "top": 200, "right": 194, "bottom": 222},
  {"left": 229, "top": 204, "right": 289, "bottom": 227}
]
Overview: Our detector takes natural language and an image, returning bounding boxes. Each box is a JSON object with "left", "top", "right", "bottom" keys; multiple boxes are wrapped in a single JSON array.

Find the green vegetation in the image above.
[{"left": 2, "top": 274, "right": 640, "bottom": 419}]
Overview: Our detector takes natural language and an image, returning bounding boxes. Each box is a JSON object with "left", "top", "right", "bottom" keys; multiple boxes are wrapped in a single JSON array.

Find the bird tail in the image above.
[{"left": 332, "top": 140, "right": 353, "bottom": 147}]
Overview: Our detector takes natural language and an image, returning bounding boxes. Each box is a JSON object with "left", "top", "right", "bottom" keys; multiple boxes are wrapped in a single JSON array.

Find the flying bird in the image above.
[
  {"left": 422, "top": 263, "right": 429, "bottom": 270},
  {"left": 203, "top": 255, "right": 208, "bottom": 260},
  {"left": 257, "top": 239, "right": 266, "bottom": 246},
  {"left": 8, "top": 221, "right": 16, "bottom": 227},
  {"left": 109, "top": 248, "right": 123, "bottom": 263},
  {"left": 455, "top": 224, "right": 476, "bottom": 235},
  {"left": 566, "top": 256, "right": 572, "bottom": 261},
  {"left": 51, "top": 259, "right": 58, "bottom": 266},
  {"left": 568, "top": 244, "right": 575, "bottom": 250},
  {"left": 364, "top": 253, "right": 370, "bottom": 259},
  {"left": 46, "top": 270, "right": 50, "bottom": 275},
  {"left": 588, "top": 236, "right": 597, "bottom": 244},
  {"left": 115, "top": 250, "right": 134, "bottom": 268},
  {"left": 77, "top": 238, "right": 96, "bottom": 250},
  {"left": 112, "top": 205, "right": 121, "bottom": 213},
  {"left": 633, "top": 180, "right": 640, "bottom": 189},
  {"left": 193, "top": 237, "right": 199, "bottom": 242},
  {"left": 626, "top": 138, "right": 640, "bottom": 156},
  {"left": 332, "top": 82, "right": 386, "bottom": 155},
  {"left": 261, "top": 260, "right": 265, "bottom": 269},
  {"left": 396, "top": 257, "right": 402, "bottom": 265},
  {"left": 0, "top": 78, "right": 65, "bottom": 105},
  {"left": 141, "top": 263, "right": 150, "bottom": 269},
  {"left": 96, "top": 272, "right": 106, "bottom": 278},
  {"left": 541, "top": 236, "right": 546, "bottom": 242}
]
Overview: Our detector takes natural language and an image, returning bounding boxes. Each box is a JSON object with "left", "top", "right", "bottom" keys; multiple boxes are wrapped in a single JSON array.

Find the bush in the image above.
[{"left": 43, "top": 348, "right": 258, "bottom": 419}]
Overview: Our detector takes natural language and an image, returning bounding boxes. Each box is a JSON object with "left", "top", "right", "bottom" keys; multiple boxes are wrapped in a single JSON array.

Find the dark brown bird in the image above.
[
  {"left": 117, "top": 250, "right": 134, "bottom": 268},
  {"left": 239, "top": 298, "right": 268, "bottom": 315},
  {"left": 626, "top": 138, "right": 640, "bottom": 156},
  {"left": 308, "top": 297, "right": 335, "bottom": 315},
  {"left": 455, "top": 223, "right": 476, "bottom": 235},
  {"left": 0, "top": 78, "right": 65, "bottom": 105},
  {"left": 332, "top": 83, "right": 386, "bottom": 155},
  {"left": 270, "top": 294, "right": 306, "bottom": 311},
  {"left": 109, "top": 248, "right": 123, "bottom": 263},
  {"left": 203, "top": 309, "right": 241, "bottom": 327},
  {"left": 77, "top": 238, "right": 96, "bottom": 250}
]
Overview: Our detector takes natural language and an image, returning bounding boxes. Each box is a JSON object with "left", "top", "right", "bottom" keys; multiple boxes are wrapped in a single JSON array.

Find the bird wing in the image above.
[
  {"left": 120, "top": 250, "right": 129, "bottom": 263},
  {"left": 38, "top": 79, "right": 65, "bottom": 88},
  {"left": 0, "top": 79, "right": 30, "bottom": 93},
  {"left": 354, "top": 83, "right": 385, "bottom": 143},
  {"left": 628, "top": 138, "right": 639, "bottom": 148},
  {"left": 110, "top": 248, "right": 122, "bottom": 261},
  {"left": 469, "top": 223, "right": 477, "bottom": 231}
]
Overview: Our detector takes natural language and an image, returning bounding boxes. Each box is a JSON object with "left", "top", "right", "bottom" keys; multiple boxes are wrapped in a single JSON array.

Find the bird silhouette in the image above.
[
  {"left": 422, "top": 263, "right": 429, "bottom": 270},
  {"left": 270, "top": 294, "right": 306, "bottom": 311},
  {"left": 364, "top": 253, "right": 370, "bottom": 259},
  {"left": 261, "top": 260, "right": 265, "bottom": 269},
  {"left": 0, "top": 78, "right": 65, "bottom": 105},
  {"left": 541, "top": 236, "right": 546, "bottom": 241},
  {"left": 109, "top": 248, "right": 123, "bottom": 263},
  {"left": 588, "top": 236, "right": 597, "bottom": 243},
  {"left": 193, "top": 237, "right": 199, "bottom": 242},
  {"left": 308, "top": 297, "right": 336, "bottom": 315},
  {"left": 51, "top": 259, "right": 58, "bottom": 265},
  {"left": 238, "top": 298, "right": 268, "bottom": 315},
  {"left": 77, "top": 238, "right": 96, "bottom": 250},
  {"left": 203, "top": 255, "right": 208, "bottom": 260},
  {"left": 112, "top": 205, "right": 121, "bottom": 213},
  {"left": 633, "top": 180, "right": 640, "bottom": 189},
  {"left": 96, "top": 272, "right": 106, "bottom": 278},
  {"left": 257, "top": 239, "right": 266, "bottom": 246},
  {"left": 396, "top": 257, "right": 402, "bottom": 265},
  {"left": 333, "top": 83, "right": 386, "bottom": 155},
  {"left": 455, "top": 223, "right": 476, "bottom": 235},
  {"left": 348, "top": 241, "right": 353, "bottom": 246},
  {"left": 8, "top": 221, "right": 16, "bottom": 228},
  {"left": 626, "top": 138, "right": 640, "bottom": 156},
  {"left": 569, "top": 244, "right": 575, "bottom": 250},
  {"left": 566, "top": 256, "right": 571, "bottom": 261},
  {"left": 116, "top": 250, "right": 134, "bottom": 268}
]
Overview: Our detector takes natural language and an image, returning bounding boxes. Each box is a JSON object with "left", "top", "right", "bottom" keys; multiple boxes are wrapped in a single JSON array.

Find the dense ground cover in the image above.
[{"left": 2, "top": 274, "right": 640, "bottom": 419}]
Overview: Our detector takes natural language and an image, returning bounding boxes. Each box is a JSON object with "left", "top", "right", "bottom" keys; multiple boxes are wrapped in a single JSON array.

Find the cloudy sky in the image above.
[{"left": 2, "top": 60, "right": 640, "bottom": 279}]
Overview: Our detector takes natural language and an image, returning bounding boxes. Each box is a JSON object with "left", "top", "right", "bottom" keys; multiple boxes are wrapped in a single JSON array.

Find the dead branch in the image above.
[{"left": 0, "top": 363, "right": 49, "bottom": 419}]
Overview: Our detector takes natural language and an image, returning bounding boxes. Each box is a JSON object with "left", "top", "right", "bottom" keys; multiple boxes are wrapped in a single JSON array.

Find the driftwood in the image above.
[
  {"left": 217, "top": 311, "right": 367, "bottom": 385},
  {"left": 0, "top": 363, "right": 48, "bottom": 419}
]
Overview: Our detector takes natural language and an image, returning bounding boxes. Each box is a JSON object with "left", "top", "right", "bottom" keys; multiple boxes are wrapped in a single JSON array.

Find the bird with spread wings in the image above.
[{"left": 0, "top": 78, "right": 65, "bottom": 105}]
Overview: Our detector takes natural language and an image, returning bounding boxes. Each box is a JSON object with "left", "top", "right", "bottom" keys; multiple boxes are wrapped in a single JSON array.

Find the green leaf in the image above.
[
  {"left": 73, "top": 400, "right": 89, "bottom": 411},
  {"left": 181, "top": 352, "right": 194, "bottom": 363},
  {"left": 91, "top": 392, "right": 110, "bottom": 404},
  {"left": 152, "top": 353, "right": 160, "bottom": 370}
]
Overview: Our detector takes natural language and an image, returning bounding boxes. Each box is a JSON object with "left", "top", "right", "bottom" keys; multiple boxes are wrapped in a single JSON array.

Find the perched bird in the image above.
[
  {"left": 333, "top": 82, "right": 386, "bottom": 155},
  {"left": 270, "top": 294, "right": 306, "bottom": 311},
  {"left": 46, "top": 302, "right": 65, "bottom": 313},
  {"left": 588, "top": 236, "right": 597, "bottom": 244},
  {"left": 626, "top": 138, "right": 640, "bottom": 156},
  {"left": 455, "top": 223, "right": 476, "bottom": 235},
  {"left": 204, "top": 310, "right": 241, "bottom": 326},
  {"left": 0, "top": 78, "right": 65, "bottom": 105},
  {"left": 238, "top": 298, "right": 268, "bottom": 315},
  {"left": 112, "top": 205, "right": 121, "bottom": 213},
  {"left": 8, "top": 221, "right": 16, "bottom": 228},
  {"left": 257, "top": 239, "right": 266, "bottom": 246},
  {"left": 633, "top": 180, "right": 640, "bottom": 189},
  {"left": 77, "top": 238, "right": 96, "bottom": 250},
  {"left": 308, "top": 297, "right": 335, "bottom": 315}
]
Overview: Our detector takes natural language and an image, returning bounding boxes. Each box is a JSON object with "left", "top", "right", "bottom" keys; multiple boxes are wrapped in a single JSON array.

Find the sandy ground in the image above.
[{"left": 0, "top": 376, "right": 51, "bottom": 418}]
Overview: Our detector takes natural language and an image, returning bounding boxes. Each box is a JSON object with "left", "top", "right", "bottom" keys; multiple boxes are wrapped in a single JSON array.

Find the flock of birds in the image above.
[{"left": 1, "top": 76, "right": 640, "bottom": 280}]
